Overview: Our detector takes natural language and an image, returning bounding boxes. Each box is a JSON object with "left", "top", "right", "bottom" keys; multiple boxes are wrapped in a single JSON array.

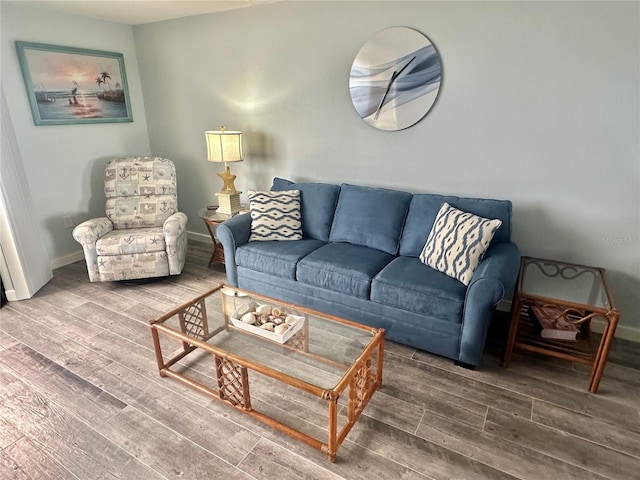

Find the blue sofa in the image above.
[{"left": 218, "top": 178, "right": 520, "bottom": 368}]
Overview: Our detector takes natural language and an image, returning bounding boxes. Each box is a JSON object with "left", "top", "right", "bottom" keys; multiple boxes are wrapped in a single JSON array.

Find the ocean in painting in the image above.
[{"left": 35, "top": 89, "right": 128, "bottom": 120}]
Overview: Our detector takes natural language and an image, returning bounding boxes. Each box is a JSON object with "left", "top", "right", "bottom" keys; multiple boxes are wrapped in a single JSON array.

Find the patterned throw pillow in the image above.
[
  {"left": 248, "top": 190, "right": 303, "bottom": 241},
  {"left": 419, "top": 203, "right": 502, "bottom": 286}
]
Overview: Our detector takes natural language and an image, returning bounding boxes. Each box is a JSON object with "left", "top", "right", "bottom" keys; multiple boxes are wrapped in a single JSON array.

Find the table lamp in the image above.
[{"left": 205, "top": 126, "right": 243, "bottom": 216}]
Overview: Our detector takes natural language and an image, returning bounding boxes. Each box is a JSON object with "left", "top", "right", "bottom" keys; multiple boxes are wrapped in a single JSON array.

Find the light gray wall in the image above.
[
  {"left": 1, "top": 1, "right": 637, "bottom": 338},
  {"left": 1, "top": 2, "right": 151, "bottom": 266},
  {"left": 134, "top": 1, "right": 639, "bottom": 336}
]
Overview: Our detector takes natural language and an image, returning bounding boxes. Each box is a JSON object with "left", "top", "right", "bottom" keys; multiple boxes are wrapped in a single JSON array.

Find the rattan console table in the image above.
[
  {"left": 502, "top": 256, "right": 620, "bottom": 393},
  {"left": 150, "top": 284, "right": 384, "bottom": 462}
]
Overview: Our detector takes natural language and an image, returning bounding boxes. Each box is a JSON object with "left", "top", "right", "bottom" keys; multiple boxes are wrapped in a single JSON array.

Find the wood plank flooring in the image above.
[{"left": 1, "top": 240, "right": 638, "bottom": 480}]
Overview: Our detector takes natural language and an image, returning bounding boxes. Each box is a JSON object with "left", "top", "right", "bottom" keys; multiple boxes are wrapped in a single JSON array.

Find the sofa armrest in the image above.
[
  {"left": 217, "top": 214, "right": 252, "bottom": 286},
  {"left": 458, "top": 242, "right": 521, "bottom": 366},
  {"left": 164, "top": 212, "right": 188, "bottom": 275},
  {"left": 469, "top": 242, "right": 521, "bottom": 303},
  {"left": 72, "top": 217, "right": 114, "bottom": 282}
]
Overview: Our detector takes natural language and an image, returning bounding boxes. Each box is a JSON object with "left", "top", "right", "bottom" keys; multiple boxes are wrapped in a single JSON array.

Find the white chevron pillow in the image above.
[
  {"left": 248, "top": 190, "right": 303, "bottom": 241},
  {"left": 419, "top": 203, "right": 502, "bottom": 286}
]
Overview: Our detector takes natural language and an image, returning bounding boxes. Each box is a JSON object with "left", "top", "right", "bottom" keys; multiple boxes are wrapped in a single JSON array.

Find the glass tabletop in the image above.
[
  {"left": 198, "top": 207, "right": 248, "bottom": 222},
  {"left": 154, "top": 286, "right": 379, "bottom": 391},
  {"left": 520, "top": 257, "right": 611, "bottom": 309},
  {"left": 197, "top": 207, "right": 231, "bottom": 222}
]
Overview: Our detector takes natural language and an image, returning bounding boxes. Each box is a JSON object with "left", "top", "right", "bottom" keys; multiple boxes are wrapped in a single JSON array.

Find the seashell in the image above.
[
  {"left": 256, "top": 304, "right": 272, "bottom": 315},
  {"left": 274, "top": 324, "right": 289, "bottom": 335},
  {"left": 260, "top": 322, "right": 275, "bottom": 331},
  {"left": 259, "top": 314, "right": 269, "bottom": 324},
  {"left": 246, "top": 301, "right": 258, "bottom": 312},
  {"left": 271, "top": 307, "right": 282, "bottom": 317},
  {"left": 234, "top": 304, "right": 250, "bottom": 318},
  {"left": 273, "top": 317, "right": 284, "bottom": 325},
  {"left": 285, "top": 315, "right": 299, "bottom": 325},
  {"left": 241, "top": 312, "right": 256, "bottom": 325}
]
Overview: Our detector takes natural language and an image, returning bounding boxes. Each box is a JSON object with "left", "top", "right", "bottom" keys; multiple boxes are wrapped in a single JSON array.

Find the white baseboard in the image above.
[
  {"left": 497, "top": 300, "right": 639, "bottom": 343},
  {"left": 4, "top": 288, "right": 21, "bottom": 302},
  {"left": 592, "top": 321, "right": 640, "bottom": 343},
  {"left": 187, "top": 231, "right": 211, "bottom": 243},
  {"left": 51, "top": 250, "right": 84, "bottom": 270}
]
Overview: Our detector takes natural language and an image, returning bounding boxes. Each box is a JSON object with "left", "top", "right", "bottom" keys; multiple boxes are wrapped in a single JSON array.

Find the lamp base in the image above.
[
  {"left": 217, "top": 164, "right": 238, "bottom": 194},
  {"left": 215, "top": 191, "right": 242, "bottom": 217}
]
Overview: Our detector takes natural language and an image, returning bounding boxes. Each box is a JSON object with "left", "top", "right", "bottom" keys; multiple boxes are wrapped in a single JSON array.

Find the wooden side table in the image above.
[
  {"left": 501, "top": 256, "right": 620, "bottom": 393},
  {"left": 197, "top": 207, "right": 248, "bottom": 268}
]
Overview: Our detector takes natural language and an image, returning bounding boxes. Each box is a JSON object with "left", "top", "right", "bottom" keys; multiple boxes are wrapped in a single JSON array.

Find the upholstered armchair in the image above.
[{"left": 73, "top": 156, "right": 188, "bottom": 282}]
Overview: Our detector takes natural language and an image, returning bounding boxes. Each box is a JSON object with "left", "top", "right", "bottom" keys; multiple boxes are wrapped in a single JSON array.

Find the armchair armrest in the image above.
[
  {"left": 163, "top": 212, "right": 188, "bottom": 237},
  {"left": 459, "top": 242, "right": 521, "bottom": 366},
  {"left": 163, "top": 212, "right": 188, "bottom": 275},
  {"left": 72, "top": 217, "right": 114, "bottom": 282},
  {"left": 217, "top": 213, "right": 252, "bottom": 286},
  {"left": 72, "top": 217, "right": 114, "bottom": 246}
]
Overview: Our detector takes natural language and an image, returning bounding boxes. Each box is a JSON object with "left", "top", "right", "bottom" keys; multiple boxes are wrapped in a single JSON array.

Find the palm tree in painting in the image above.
[
  {"left": 96, "top": 72, "right": 124, "bottom": 103},
  {"left": 101, "top": 71, "right": 113, "bottom": 90}
]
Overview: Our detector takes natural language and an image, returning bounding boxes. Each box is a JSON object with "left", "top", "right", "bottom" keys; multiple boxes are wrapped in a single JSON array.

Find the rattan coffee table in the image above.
[{"left": 149, "top": 284, "right": 384, "bottom": 462}]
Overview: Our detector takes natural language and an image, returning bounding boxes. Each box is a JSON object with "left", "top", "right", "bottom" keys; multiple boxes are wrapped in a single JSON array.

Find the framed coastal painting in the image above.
[{"left": 15, "top": 41, "right": 133, "bottom": 125}]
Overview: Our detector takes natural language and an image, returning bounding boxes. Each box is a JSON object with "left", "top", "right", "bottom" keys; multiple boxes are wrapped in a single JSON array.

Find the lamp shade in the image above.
[{"left": 205, "top": 129, "right": 243, "bottom": 163}]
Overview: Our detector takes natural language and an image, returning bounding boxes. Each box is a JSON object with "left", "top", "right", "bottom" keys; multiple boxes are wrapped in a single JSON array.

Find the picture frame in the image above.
[{"left": 15, "top": 41, "right": 133, "bottom": 126}]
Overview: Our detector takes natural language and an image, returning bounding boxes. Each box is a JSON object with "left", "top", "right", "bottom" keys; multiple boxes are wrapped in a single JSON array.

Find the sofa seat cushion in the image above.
[
  {"left": 297, "top": 242, "right": 395, "bottom": 299},
  {"left": 236, "top": 239, "right": 325, "bottom": 279},
  {"left": 329, "top": 184, "right": 412, "bottom": 255},
  {"left": 95, "top": 227, "right": 166, "bottom": 255},
  {"left": 371, "top": 256, "right": 467, "bottom": 323}
]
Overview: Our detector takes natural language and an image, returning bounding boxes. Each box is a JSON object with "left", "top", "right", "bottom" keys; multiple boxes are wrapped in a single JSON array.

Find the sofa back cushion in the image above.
[
  {"left": 329, "top": 184, "right": 412, "bottom": 255},
  {"left": 399, "top": 194, "right": 512, "bottom": 257},
  {"left": 271, "top": 178, "right": 340, "bottom": 242}
]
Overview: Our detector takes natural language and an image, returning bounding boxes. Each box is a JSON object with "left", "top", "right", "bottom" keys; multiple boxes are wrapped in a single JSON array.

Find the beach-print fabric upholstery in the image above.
[{"left": 73, "top": 157, "right": 187, "bottom": 282}]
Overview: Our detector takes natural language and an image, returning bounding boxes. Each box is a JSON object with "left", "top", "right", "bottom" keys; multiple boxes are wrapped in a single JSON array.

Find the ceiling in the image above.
[{"left": 12, "top": 0, "right": 279, "bottom": 25}]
